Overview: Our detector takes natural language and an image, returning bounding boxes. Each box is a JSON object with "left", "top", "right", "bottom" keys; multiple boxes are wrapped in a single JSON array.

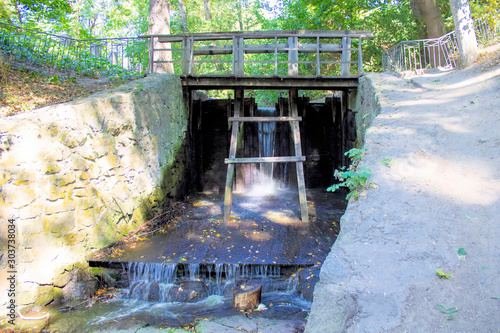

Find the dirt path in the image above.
[{"left": 307, "top": 46, "right": 500, "bottom": 332}]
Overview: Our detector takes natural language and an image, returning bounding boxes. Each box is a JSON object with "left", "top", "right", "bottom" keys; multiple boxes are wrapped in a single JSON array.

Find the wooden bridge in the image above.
[
  {"left": 147, "top": 30, "right": 374, "bottom": 89},
  {"left": 148, "top": 30, "right": 374, "bottom": 223}
]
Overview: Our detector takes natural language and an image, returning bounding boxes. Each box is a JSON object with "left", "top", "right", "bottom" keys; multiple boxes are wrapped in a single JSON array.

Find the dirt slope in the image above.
[{"left": 307, "top": 45, "right": 500, "bottom": 332}]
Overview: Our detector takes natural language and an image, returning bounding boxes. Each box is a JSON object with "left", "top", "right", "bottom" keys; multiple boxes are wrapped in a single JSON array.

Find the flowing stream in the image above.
[{"left": 43, "top": 262, "right": 311, "bottom": 333}]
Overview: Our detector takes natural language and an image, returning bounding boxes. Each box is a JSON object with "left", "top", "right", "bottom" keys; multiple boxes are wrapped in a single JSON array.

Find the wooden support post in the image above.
[
  {"left": 233, "top": 36, "right": 244, "bottom": 76},
  {"left": 148, "top": 36, "right": 155, "bottom": 74},
  {"left": 340, "top": 90, "right": 348, "bottom": 167},
  {"left": 289, "top": 89, "right": 309, "bottom": 223},
  {"left": 223, "top": 89, "right": 243, "bottom": 223},
  {"left": 182, "top": 37, "right": 193, "bottom": 75},
  {"left": 357, "top": 36, "right": 364, "bottom": 75},
  {"left": 288, "top": 36, "right": 298, "bottom": 76},
  {"left": 341, "top": 37, "right": 352, "bottom": 77}
]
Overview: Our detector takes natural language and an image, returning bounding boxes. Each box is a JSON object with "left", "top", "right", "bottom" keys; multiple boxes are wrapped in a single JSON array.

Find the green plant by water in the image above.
[{"left": 327, "top": 147, "right": 375, "bottom": 200}]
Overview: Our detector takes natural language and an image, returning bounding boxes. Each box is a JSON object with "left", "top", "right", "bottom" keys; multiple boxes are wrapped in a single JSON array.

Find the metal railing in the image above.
[
  {"left": 147, "top": 30, "right": 375, "bottom": 77},
  {"left": 0, "top": 22, "right": 149, "bottom": 76},
  {"left": 475, "top": 18, "right": 499, "bottom": 44},
  {"left": 382, "top": 31, "right": 459, "bottom": 72},
  {"left": 383, "top": 18, "right": 499, "bottom": 73}
]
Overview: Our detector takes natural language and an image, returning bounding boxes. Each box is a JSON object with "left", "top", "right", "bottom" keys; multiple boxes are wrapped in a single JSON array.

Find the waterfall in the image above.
[
  {"left": 126, "top": 262, "right": 298, "bottom": 302},
  {"left": 253, "top": 107, "right": 277, "bottom": 194}
]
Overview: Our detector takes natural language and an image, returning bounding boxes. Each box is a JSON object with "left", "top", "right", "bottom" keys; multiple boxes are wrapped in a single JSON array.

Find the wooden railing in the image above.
[{"left": 147, "top": 30, "right": 374, "bottom": 77}]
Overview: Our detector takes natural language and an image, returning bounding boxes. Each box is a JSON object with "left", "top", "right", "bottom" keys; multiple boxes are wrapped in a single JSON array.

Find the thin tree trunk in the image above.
[
  {"left": 237, "top": 0, "right": 243, "bottom": 31},
  {"left": 14, "top": 0, "right": 23, "bottom": 25},
  {"left": 149, "top": 0, "right": 174, "bottom": 73},
  {"left": 203, "top": 0, "right": 211, "bottom": 21},
  {"left": 178, "top": 0, "right": 188, "bottom": 33}
]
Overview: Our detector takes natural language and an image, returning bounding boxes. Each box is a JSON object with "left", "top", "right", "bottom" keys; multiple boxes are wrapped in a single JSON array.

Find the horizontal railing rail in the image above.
[
  {"left": 0, "top": 22, "right": 149, "bottom": 76},
  {"left": 147, "top": 30, "right": 375, "bottom": 77}
]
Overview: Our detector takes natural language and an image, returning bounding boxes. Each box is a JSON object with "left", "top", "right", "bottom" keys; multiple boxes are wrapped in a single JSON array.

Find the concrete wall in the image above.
[{"left": 0, "top": 74, "right": 188, "bottom": 312}]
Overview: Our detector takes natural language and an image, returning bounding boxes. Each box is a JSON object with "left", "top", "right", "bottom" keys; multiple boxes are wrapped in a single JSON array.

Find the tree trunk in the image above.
[
  {"left": 237, "top": 0, "right": 243, "bottom": 31},
  {"left": 14, "top": 0, "right": 23, "bottom": 25},
  {"left": 149, "top": 0, "right": 174, "bottom": 73},
  {"left": 409, "top": 0, "right": 428, "bottom": 39},
  {"left": 178, "top": 0, "right": 188, "bottom": 33},
  {"left": 203, "top": 0, "right": 211, "bottom": 21},
  {"left": 411, "top": 0, "right": 447, "bottom": 68},
  {"left": 449, "top": 0, "right": 478, "bottom": 67},
  {"left": 413, "top": 0, "right": 446, "bottom": 38}
]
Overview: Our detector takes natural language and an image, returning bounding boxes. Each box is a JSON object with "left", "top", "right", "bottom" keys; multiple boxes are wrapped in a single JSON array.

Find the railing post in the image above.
[
  {"left": 316, "top": 36, "right": 321, "bottom": 76},
  {"left": 341, "top": 37, "right": 351, "bottom": 76},
  {"left": 288, "top": 36, "right": 298, "bottom": 76},
  {"left": 182, "top": 36, "right": 193, "bottom": 75},
  {"left": 233, "top": 36, "right": 244, "bottom": 76},
  {"left": 357, "top": 36, "right": 363, "bottom": 75},
  {"left": 148, "top": 36, "right": 154, "bottom": 74}
]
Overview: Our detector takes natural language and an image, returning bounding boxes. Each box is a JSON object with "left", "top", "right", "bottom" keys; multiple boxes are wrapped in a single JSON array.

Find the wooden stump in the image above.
[{"left": 233, "top": 283, "right": 262, "bottom": 311}]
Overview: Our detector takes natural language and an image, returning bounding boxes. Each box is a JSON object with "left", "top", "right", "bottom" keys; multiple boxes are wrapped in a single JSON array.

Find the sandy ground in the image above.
[{"left": 307, "top": 45, "right": 500, "bottom": 332}]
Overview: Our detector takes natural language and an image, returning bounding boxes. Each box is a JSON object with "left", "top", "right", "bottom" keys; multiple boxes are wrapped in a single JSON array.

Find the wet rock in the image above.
[
  {"left": 61, "top": 279, "right": 99, "bottom": 301},
  {"left": 148, "top": 281, "right": 160, "bottom": 302},
  {"left": 53, "top": 267, "right": 73, "bottom": 288},
  {"left": 298, "top": 266, "right": 320, "bottom": 302},
  {"left": 129, "top": 281, "right": 148, "bottom": 300},
  {"left": 222, "top": 282, "right": 235, "bottom": 297},
  {"left": 168, "top": 280, "right": 208, "bottom": 303},
  {"left": 91, "top": 268, "right": 122, "bottom": 288}
]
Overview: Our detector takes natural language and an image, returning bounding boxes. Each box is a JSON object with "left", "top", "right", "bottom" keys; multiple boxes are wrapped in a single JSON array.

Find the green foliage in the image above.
[
  {"left": 436, "top": 270, "right": 451, "bottom": 279},
  {"left": 271, "top": 0, "right": 422, "bottom": 72},
  {"left": 457, "top": 248, "right": 467, "bottom": 256},
  {"left": 327, "top": 147, "right": 375, "bottom": 200},
  {"left": 437, "top": 304, "right": 458, "bottom": 320},
  {"left": 380, "top": 157, "right": 393, "bottom": 168}
]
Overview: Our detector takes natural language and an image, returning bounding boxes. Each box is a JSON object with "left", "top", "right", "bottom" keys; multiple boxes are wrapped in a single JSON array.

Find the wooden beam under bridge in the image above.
[{"left": 180, "top": 75, "right": 360, "bottom": 90}]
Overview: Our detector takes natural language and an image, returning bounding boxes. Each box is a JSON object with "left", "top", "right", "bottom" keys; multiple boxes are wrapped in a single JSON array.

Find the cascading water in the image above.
[
  {"left": 125, "top": 262, "right": 299, "bottom": 302},
  {"left": 248, "top": 107, "right": 278, "bottom": 195}
]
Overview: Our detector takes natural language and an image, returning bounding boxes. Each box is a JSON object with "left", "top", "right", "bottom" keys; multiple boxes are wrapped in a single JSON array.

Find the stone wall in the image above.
[
  {"left": 0, "top": 74, "right": 188, "bottom": 313},
  {"left": 348, "top": 74, "right": 382, "bottom": 148}
]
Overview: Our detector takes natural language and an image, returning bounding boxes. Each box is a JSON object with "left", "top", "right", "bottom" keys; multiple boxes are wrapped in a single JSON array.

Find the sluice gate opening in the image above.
[{"left": 187, "top": 89, "right": 358, "bottom": 222}]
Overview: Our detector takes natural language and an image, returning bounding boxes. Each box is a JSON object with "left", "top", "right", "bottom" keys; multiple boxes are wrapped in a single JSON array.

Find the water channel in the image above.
[{"left": 13, "top": 101, "right": 348, "bottom": 332}]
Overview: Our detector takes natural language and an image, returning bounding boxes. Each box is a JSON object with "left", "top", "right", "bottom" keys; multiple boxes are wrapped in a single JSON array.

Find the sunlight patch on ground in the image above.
[
  {"left": 440, "top": 67, "right": 500, "bottom": 90},
  {"left": 263, "top": 210, "right": 301, "bottom": 224},
  {"left": 389, "top": 153, "right": 500, "bottom": 205}
]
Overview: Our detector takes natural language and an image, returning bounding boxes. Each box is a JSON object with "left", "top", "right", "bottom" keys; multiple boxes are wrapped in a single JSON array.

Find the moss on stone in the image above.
[
  {"left": 45, "top": 163, "right": 61, "bottom": 175},
  {"left": 0, "top": 172, "right": 12, "bottom": 186},
  {"left": 34, "top": 285, "right": 54, "bottom": 306}
]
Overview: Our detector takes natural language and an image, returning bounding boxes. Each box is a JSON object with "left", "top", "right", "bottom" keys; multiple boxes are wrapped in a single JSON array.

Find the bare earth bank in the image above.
[{"left": 307, "top": 47, "right": 500, "bottom": 332}]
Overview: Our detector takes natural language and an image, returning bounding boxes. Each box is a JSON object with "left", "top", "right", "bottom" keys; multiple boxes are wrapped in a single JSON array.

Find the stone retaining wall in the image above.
[{"left": 0, "top": 73, "right": 188, "bottom": 312}]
